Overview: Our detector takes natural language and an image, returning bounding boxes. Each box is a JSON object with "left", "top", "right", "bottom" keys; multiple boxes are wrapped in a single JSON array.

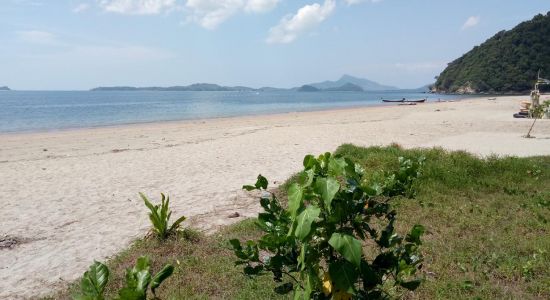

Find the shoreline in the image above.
[
  {"left": 0, "top": 96, "right": 471, "bottom": 137},
  {"left": 0, "top": 101, "right": 395, "bottom": 137},
  {"left": 1, "top": 96, "right": 550, "bottom": 299},
  {"left": 0, "top": 91, "right": 474, "bottom": 135}
]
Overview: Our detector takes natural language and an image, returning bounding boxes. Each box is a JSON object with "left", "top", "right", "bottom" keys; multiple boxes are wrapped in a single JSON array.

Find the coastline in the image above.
[
  {"left": 0, "top": 91, "right": 467, "bottom": 135},
  {"left": 0, "top": 100, "right": 398, "bottom": 136},
  {"left": 0, "top": 95, "right": 469, "bottom": 137},
  {"left": 1, "top": 95, "right": 550, "bottom": 299}
]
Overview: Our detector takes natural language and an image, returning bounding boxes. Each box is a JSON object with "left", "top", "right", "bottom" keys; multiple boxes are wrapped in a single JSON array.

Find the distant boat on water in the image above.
[{"left": 382, "top": 98, "right": 426, "bottom": 103}]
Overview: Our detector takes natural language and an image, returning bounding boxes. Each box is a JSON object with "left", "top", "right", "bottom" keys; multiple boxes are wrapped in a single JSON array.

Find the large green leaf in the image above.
[
  {"left": 314, "top": 177, "right": 340, "bottom": 213},
  {"left": 78, "top": 261, "right": 109, "bottom": 300},
  {"left": 134, "top": 270, "right": 151, "bottom": 293},
  {"left": 294, "top": 206, "right": 320, "bottom": 241},
  {"left": 287, "top": 183, "right": 303, "bottom": 220},
  {"left": 169, "top": 215, "right": 187, "bottom": 232},
  {"left": 255, "top": 174, "right": 269, "bottom": 189},
  {"left": 360, "top": 260, "right": 382, "bottom": 289},
  {"left": 329, "top": 233, "right": 362, "bottom": 267},
  {"left": 405, "top": 224, "right": 425, "bottom": 245},
  {"left": 302, "top": 154, "right": 317, "bottom": 169},
  {"left": 134, "top": 256, "right": 150, "bottom": 273},
  {"left": 116, "top": 287, "right": 145, "bottom": 300},
  {"left": 297, "top": 244, "right": 307, "bottom": 271},
  {"left": 328, "top": 157, "right": 347, "bottom": 176},
  {"left": 400, "top": 279, "right": 422, "bottom": 291},
  {"left": 328, "top": 260, "right": 358, "bottom": 294},
  {"left": 151, "top": 264, "right": 174, "bottom": 295},
  {"left": 298, "top": 169, "right": 314, "bottom": 187}
]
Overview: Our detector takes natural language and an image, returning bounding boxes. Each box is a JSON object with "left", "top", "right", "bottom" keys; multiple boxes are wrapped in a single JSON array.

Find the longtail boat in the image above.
[
  {"left": 382, "top": 98, "right": 426, "bottom": 103},
  {"left": 404, "top": 98, "right": 426, "bottom": 103}
]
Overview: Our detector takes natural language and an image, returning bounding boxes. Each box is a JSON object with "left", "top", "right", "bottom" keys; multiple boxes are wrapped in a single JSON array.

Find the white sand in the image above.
[{"left": 0, "top": 96, "right": 549, "bottom": 298}]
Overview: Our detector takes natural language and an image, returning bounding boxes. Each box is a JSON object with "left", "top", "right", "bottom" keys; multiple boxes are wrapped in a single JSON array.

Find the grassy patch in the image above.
[
  {"left": 334, "top": 144, "right": 550, "bottom": 299},
  {"left": 53, "top": 224, "right": 288, "bottom": 300},
  {"left": 52, "top": 145, "right": 550, "bottom": 299}
]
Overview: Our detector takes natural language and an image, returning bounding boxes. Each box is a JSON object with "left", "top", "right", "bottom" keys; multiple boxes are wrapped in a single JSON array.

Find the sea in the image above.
[{"left": 0, "top": 90, "right": 465, "bottom": 133}]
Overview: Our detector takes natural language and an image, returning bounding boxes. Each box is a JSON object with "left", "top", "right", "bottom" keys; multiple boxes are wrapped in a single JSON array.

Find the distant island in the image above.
[
  {"left": 0, "top": 86, "right": 10, "bottom": 91},
  {"left": 91, "top": 75, "right": 401, "bottom": 93},
  {"left": 306, "top": 74, "right": 398, "bottom": 91},
  {"left": 91, "top": 83, "right": 254, "bottom": 92},
  {"left": 434, "top": 12, "right": 550, "bottom": 94},
  {"left": 297, "top": 82, "right": 365, "bottom": 92}
]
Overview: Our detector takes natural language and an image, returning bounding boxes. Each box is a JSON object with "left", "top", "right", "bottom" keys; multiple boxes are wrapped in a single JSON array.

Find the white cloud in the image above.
[
  {"left": 461, "top": 15, "right": 480, "bottom": 30},
  {"left": 266, "top": 0, "right": 335, "bottom": 44},
  {"left": 185, "top": 0, "right": 243, "bottom": 29},
  {"left": 244, "top": 0, "right": 279, "bottom": 13},
  {"left": 99, "top": 0, "right": 177, "bottom": 15},
  {"left": 185, "top": 0, "right": 279, "bottom": 30},
  {"left": 73, "top": 3, "right": 91, "bottom": 13},
  {"left": 16, "top": 30, "right": 57, "bottom": 44},
  {"left": 95, "top": 0, "right": 279, "bottom": 28}
]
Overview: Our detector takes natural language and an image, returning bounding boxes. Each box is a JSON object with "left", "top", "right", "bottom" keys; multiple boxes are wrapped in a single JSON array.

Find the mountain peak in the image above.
[
  {"left": 308, "top": 75, "right": 398, "bottom": 91},
  {"left": 339, "top": 74, "right": 358, "bottom": 81}
]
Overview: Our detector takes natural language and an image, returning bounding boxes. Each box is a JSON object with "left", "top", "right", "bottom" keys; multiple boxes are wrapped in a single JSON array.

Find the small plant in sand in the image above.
[
  {"left": 117, "top": 256, "right": 174, "bottom": 300},
  {"left": 140, "top": 193, "right": 186, "bottom": 240},
  {"left": 525, "top": 100, "right": 550, "bottom": 138},
  {"left": 231, "top": 153, "right": 425, "bottom": 299},
  {"left": 74, "top": 256, "right": 174, "bottom": 300},
  {"left": 75, "top": 261, "right": 109, "bottom": 300}
]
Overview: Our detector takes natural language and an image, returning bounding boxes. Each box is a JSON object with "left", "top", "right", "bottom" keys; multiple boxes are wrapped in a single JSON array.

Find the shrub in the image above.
[
  {"left": 117, "top": 256, "right": 174, "bottom": 300},
  {"left": 74, "top": 256, "right": 174, "bottom": 300},
  {"left": 231, "top": 152, "right": 425, "bottom": 299},
  {"left": 140, "top": 193, "right": 186, "bottom": 240}
]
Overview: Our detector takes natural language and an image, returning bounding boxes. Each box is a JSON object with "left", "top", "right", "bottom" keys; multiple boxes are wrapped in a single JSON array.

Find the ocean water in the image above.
[{"left": 0, "top": 90, "right": 463, "bottom": 133}]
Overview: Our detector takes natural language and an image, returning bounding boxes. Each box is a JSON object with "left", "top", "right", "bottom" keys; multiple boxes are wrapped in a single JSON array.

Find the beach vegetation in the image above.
[
  {"left": 232, "top": 152, "right": 425, "bottom": 298},
  {"left": 74, "top": 261, "right": 109, "bottom": 300},
  {"left": 525, "top": 100, "right": 550, "bottom": 138},
  {"left": 73, "top": 257, "right": 173, "bottom": 300},
  {"left": 55, "top": 145, "right": 550, "bottom": 299},
  {"left": 140, "top": 193, "right": 186, "bottom": 240}
]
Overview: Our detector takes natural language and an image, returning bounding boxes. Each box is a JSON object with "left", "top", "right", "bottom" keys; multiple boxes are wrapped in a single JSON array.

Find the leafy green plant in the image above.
[
  {"left": 117, "top": 256, "right": 174, "bottom": 300},
  {"left": 232, "top": 153, "right": 426, "bottom": 299},
  {"left": 74, "top": 257, "right": 174, "bottom": 300},
  {"left": 526, "top": 100, "right": 550, "bottom": 138},
  {"left": 140, "top": 193, "right": 186, "bottom": 239},
  {"left": 74, "top": 261, "right": 109, "bottom": 300}
]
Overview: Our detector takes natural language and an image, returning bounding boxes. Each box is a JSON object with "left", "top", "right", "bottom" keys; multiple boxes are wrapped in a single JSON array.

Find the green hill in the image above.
[{"left": 434, "top": 12, "right": 550, "bottom": 94}]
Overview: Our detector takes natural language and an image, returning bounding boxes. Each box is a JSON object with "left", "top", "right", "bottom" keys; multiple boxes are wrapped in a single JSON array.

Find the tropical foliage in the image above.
[
  {"left": 140, "top": 193, "right": 186, "bottom": 240},
  {"left": 434, "top": 12, "right": 550, "bottom": 93},
  {"left": 73, "top": 257, "right": 174, "bottom": 300},
  {"left": 526, "top": 100, "right": 550, "bottom": 137},
  {"left": 231, "top": 152, "right": 426, "bottom": 299},
  {"left": 74, "top": 261, "right": 109, "bottom": 300}
]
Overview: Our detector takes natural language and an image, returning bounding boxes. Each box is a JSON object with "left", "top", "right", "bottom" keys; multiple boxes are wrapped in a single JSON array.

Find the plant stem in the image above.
[
  {"left": 526, "top": 116, "right": 538, "bottom": 138},
  {"left": 281, "top": 270, "right": 304, "bottom": 290}
]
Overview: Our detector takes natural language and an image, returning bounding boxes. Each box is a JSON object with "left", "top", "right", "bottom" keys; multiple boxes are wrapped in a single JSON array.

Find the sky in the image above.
[{"left": 1, "top": 0, "right": 549, "bottom": 90}]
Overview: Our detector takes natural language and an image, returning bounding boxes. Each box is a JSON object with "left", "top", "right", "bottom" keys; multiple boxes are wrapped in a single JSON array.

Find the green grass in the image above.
[{"left": 52, "top": 144, "right": 550, "bottom": 299}]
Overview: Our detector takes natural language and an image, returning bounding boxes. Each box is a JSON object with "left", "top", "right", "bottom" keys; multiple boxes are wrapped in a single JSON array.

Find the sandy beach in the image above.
[{"left": 1, "top": 96, "right": 549, "bottom": 298}]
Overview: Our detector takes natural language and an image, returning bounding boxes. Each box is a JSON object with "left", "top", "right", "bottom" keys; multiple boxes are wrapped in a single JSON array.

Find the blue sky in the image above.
[{"left": 1, "top": 0, "right": 549, "bottom": 90}]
